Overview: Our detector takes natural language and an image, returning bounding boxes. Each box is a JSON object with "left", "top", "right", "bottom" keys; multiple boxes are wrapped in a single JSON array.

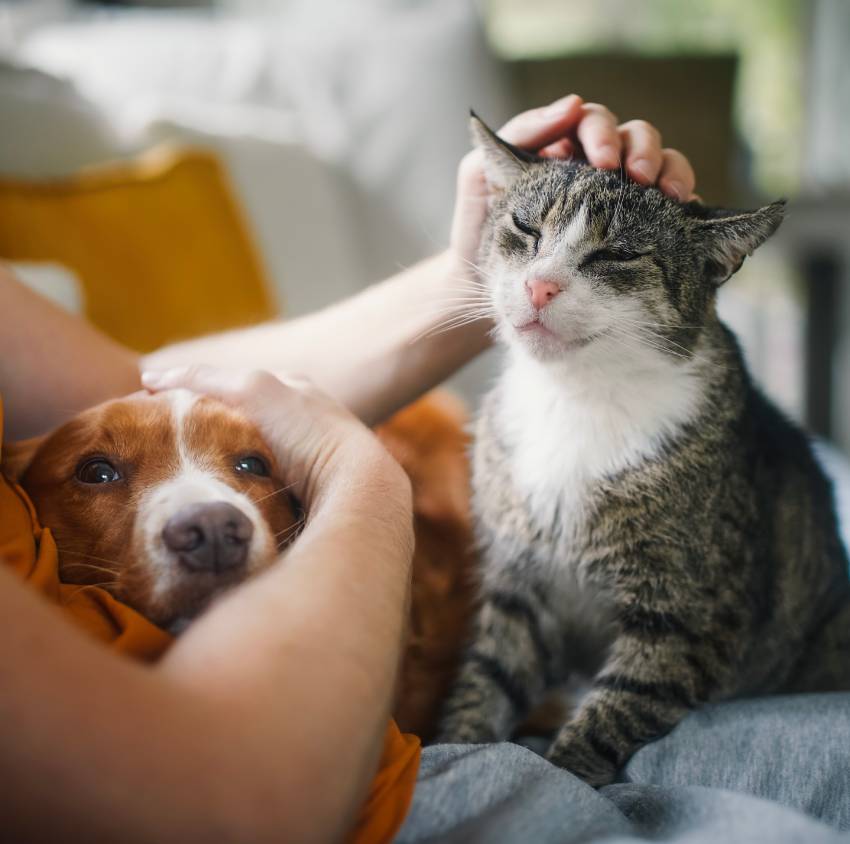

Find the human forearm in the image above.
[
  {"left": 0, "top": 264, "right": 140, "bottom": 439},
  {"left": 144, "top": 251, "right": 491, "bottom": 425},
  {"left": 0, "top": 452, "right": 412, "bottom": 844},
  {"left": 1, "top": 250, "right": 486, "bottom": 438},
  {"left": 161, "top": 451, "right": 414, "bottom": 841},
  {"left": 3, "top": 95, "right": 697, "bottom": 440},
  {"left": 134, "top": 367, "right": 417, "bottom": 839}
]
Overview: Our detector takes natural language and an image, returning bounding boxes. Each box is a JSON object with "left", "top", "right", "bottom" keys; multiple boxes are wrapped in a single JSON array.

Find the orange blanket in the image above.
[{"left": 0, "top": 398, "right": 419, "bottom": 843}]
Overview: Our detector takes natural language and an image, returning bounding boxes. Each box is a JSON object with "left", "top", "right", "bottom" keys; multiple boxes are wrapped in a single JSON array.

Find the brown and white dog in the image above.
[
  {"left": 15, "top": 389, "right": 477, "bottom": 738},
  {"left": 20, "top": 390, "right": 302, "bottom": 633}
]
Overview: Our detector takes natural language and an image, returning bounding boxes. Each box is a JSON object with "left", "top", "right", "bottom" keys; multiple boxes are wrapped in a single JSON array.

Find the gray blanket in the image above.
[{"left": 398, "top": 694, "right": 850, "bottom": 843}]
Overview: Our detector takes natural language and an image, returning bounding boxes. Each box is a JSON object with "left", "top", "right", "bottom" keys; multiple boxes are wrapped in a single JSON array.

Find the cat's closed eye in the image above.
[
  {"left": 580, "top": 247, "right": 648, "bottom": 268},
  {"left": 511, "top": 212, "right": 541, "bottom": 248}
]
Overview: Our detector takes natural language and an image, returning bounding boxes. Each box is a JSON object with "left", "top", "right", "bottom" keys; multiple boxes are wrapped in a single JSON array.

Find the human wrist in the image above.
[
  {"left": 444, "top": 245, "right": 479, "bottom": 289},
  {"left": 437, "top": 248, "right": 494, "bottom": 351},
  {"left": 308, "top": 438, "right": 413, "bottom": 549}
]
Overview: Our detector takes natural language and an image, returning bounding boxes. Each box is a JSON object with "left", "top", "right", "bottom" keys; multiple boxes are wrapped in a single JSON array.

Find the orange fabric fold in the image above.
[
  {"left": 350, "top": 720, "right": 421, "bottom": 844},
  {"left": 1, "top": 397, "right": 419, "bottom": 842}
]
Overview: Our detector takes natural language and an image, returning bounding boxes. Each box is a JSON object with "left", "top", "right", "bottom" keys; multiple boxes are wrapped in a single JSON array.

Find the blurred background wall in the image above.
[{"left": 1, "top": 0, "right": 849, "bottom": 452}]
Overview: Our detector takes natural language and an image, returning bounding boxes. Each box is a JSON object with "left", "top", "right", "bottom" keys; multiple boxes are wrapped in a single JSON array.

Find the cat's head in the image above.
[{"left": 471, "top": 114, "right": 785, "bottom": 365}]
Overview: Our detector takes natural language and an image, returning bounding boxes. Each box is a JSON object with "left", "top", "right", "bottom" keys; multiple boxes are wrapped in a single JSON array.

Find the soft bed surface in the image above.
[{"left": 399, "top": 694, "right": 850, "bottom": 843}]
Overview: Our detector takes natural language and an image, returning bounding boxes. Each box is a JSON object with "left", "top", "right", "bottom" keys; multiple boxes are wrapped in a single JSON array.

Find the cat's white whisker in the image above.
[
  {"left": 419, "top": 300, "right": 495, "bottom": 319},
  {"left": 410, "top": 309, "right": 496, "bottom": 343},
  {"left": 442, "top": 280, "right": 492, "bottom": 294},
  {"left": 602, "top": 325, "right": 690, "bottom": 362},
  {"left": 608, "top": 154, "right": 627, "bottom": 230},
  {"left": 455, "top": 256, "right": 498, "bottom": 281},
  {"left": 425, "top": 308, "right": 496, "bottom": 328},
  {"left": 426, "top": 301, "right": 496, "bottom": 314},
  {"left": 611, "top": 330, "right": 690, "bottom": 361},
  {"left": 609, "top": 317, "right": 698, "bottom": 360},
  {"left": 445, "top": 273, "right": 492, "bottom": 286},
  {"left": 426, "top": 293, "right": 493, "bottom": 303}
]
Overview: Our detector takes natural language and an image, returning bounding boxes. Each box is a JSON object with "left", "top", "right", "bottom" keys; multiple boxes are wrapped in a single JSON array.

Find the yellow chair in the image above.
[{"left": 0, "top": 145, "right": 277, "bottom": 353}]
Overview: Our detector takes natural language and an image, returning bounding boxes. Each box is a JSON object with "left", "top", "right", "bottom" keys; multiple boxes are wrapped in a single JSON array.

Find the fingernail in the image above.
[
  {"left": 141, "top": 366, "right": 185, "bottom": 388},
  {"left": 596, "top": 145, "right": 619, "bottom": 168},
  {"left": 543, "top": 94, "right": 578, "bottom": 118},
  {"left": 140, "top": 370, "right": 161, "bottom": 387},
  {"left": 630, "top": 160, "right": 653, "bottom": 183},
  {"left": 664, "top": 180, "right": 685, "bottom": 201}
]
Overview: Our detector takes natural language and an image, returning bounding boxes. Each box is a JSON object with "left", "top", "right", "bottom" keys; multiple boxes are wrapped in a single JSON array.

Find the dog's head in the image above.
[{"left": 20, "top": 390, "right": 301, "bottom": 631}]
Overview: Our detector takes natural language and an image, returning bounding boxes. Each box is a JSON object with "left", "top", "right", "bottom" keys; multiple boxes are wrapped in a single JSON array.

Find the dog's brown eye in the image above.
[
  {"left": 235, "top": 455, "right": 269, "bottom": 477},
  {"left": 76, "top": 459, "right": 121, "bottom": 485}
]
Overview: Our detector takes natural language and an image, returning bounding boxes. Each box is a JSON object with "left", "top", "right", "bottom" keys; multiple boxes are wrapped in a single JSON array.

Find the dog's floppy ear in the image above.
[
  {"left": 469, "top": 110, "right": 538, "bottom": 193},
  {"left": 2, "top": 435, "right": 47, "bottom": 483}
]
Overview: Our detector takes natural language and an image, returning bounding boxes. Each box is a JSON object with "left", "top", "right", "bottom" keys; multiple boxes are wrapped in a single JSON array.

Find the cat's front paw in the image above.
[{"left": 545, "top": 741, "right": 618, "bottom": 787}]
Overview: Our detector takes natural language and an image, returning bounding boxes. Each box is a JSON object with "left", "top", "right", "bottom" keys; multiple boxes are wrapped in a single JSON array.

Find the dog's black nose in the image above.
[{"left": 162, "top": 502, "right": 254, "bottom": 573}]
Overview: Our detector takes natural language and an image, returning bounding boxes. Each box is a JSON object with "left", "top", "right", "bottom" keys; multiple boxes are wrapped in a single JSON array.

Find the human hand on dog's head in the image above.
[{"left": 141, "top": 366, "right": 411, "bottom": 513}]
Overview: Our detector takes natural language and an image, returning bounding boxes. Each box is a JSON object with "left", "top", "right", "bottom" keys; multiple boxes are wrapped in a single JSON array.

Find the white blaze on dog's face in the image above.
[{"left": 21, "top": 391, "right": 301, "bottom": 630}]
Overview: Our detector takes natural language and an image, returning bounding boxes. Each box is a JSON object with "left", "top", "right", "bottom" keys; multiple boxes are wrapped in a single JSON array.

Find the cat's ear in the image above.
[
  {"left": 691, "top": 200, "right": 786, "bottom": 286},
  {"left": 469, "top": 110, "right": 530, "bottom": 192}
]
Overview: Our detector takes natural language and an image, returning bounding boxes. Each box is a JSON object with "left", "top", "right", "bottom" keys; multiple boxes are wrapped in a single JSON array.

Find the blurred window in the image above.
[{"left": 483, "top": 0, "right": 805, "bottom": 196}]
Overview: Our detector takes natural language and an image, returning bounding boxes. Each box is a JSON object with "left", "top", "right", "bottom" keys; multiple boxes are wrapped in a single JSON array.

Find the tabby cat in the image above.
[{"left": 436, "top": 115, "right": 850, "bottom": 786}]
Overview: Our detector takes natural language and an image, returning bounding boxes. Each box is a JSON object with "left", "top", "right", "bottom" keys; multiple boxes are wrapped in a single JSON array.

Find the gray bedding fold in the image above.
[{"left": 398, "top": 694, "right": 850, "bottom": 843}]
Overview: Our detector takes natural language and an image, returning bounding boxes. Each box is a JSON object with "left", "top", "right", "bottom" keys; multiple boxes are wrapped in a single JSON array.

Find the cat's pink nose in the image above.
[{"left": 526, "top": 279, "right": 562, "bottom": 310}]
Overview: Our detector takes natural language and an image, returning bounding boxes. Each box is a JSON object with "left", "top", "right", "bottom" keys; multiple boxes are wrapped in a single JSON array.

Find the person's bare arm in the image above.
[
  {"left": 145, "top": 250, "right": 491, "bottom": 427},
  {"left": 1, "top": 95, "right": 696, "bottom": 437},
  {"left": 0, "top": 263, "right": 141, "bottom": 440},
  {"left": 144, "top": 96, "right": 696, "bottom": 426},
  {"left": 0, "top": 370, "right": 413, "bottom": 844}
]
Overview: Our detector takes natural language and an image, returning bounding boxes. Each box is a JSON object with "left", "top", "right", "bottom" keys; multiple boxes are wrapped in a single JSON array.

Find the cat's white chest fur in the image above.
[{"left": 497, "top": 342, "right": 705, "bottom": 550}]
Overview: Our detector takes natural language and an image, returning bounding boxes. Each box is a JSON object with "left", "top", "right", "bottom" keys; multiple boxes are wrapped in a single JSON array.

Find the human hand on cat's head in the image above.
[
  {"left": 449, "top": 94, "right": 697, "bottom": 271},
  {"left": 141, "top": 365, "right": 410, "bottom": 513}
]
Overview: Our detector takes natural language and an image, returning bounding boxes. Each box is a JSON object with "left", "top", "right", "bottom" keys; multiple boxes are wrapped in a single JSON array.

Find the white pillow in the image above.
[
  {"left": 0, "top": 0, "right": 72, "bottom": 57},
  {"left": 0, "top": 60, "right": 124, "bottom": 178}
]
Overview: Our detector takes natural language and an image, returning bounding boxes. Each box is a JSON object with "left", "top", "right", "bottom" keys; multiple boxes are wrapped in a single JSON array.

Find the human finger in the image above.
[
  {"left": 576, "top": 103, "right": 621, "bottom": 169},
  {"left": 657, "top": 147, "right": 697, "bottom": 201},
  {"left": 497, "top": 94, "right": 584, "bottom": 151},
  {"left": 618, "top": 119, "right": 664, "bottom": 186},
  {"left": 141, "top": 365, "right": 282, "bottom": 404},
  {"left": 538, "top": 137, "right": 575, "bottom": 159}
]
